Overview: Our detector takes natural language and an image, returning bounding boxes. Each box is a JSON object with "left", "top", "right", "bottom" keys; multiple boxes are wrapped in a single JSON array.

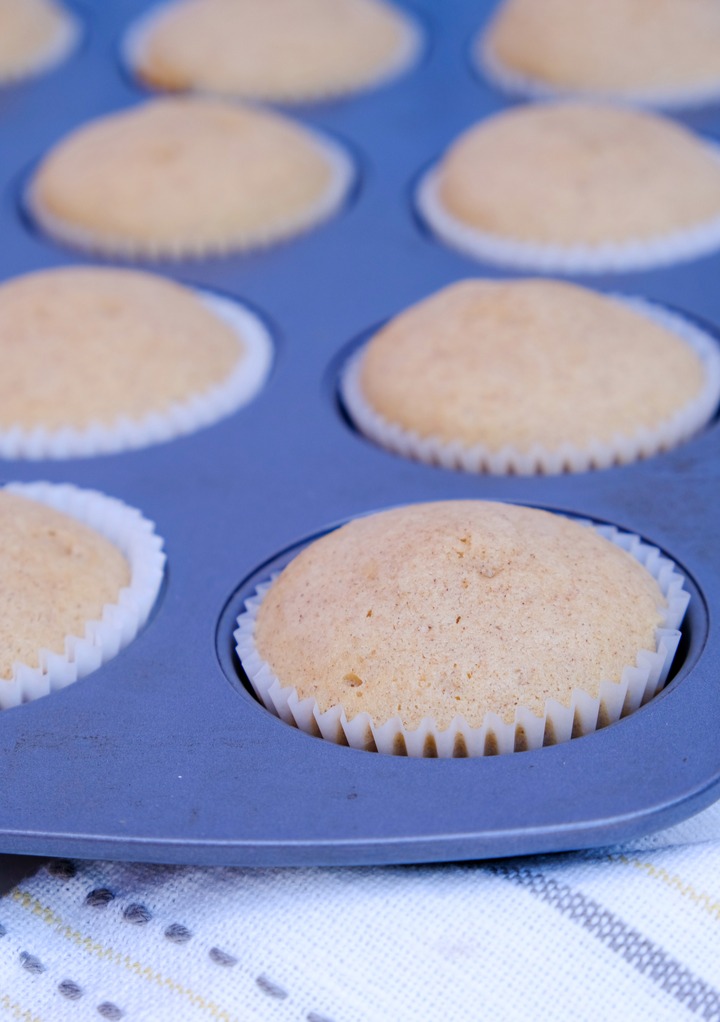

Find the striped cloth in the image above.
[{"left": 1, "top": 800, "right": 720, "bottom": 1022}]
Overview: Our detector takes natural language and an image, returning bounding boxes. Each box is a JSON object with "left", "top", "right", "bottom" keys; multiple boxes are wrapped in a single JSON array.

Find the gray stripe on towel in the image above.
[{"left": 494, "top": 865, "right": 720, "bottom": 1020}]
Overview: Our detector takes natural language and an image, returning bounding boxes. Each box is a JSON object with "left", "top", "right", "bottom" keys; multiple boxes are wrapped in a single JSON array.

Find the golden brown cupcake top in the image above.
[
  {"left": 0, "top": 491, "right": 129, "bottom": 679},
  {"left": 29, "top": 97, "right": 348, "bottom": 258},
  {"left": 481, "top": 0, "right": 720, "bottom": 97},
  {"left": 255, "top": 501, "right": 666, "bottom": 728},
  {"left": 359, "top": 279, "right": 706, "bottom": 451},
  {"left": 0, "top": 0, "right": 75, "bottom": 81},
  {"left": 0, "top": 266, "right": 243, "bottom": 431},
  {"left": 435, "top": 103, "right": 720, "bottom": 245},
  {"left": 130, "top": 0, "right": 417, "bottom": 101}
]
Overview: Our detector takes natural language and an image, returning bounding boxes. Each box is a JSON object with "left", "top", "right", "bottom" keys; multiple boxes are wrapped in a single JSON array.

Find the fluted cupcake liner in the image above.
[
  {"left": 0, "top": 481, "right": 165, "bottom": 710},
  {"left": 340, "top": 297, "right": 720, "bottom": 475},
  {"left": 0, "top": 290, "right": 273, "bottom": 460},
  {"left": 26, "top": 129, "right": 355, "bottom": 261},
  {"left": 477, "top": 38, "right": 720, "bottom": 113},
  {"left": 0, "top": 6, "right": 80, "bottom": 85},
  {"left": 415, "top": 161, "right": 720, "bottom": 274},
  {"left": 235, "top": 519, "right": 689, "bottom": 757},
  {"left": 123, "top": 0, "right": 423, "bottom": 104}
]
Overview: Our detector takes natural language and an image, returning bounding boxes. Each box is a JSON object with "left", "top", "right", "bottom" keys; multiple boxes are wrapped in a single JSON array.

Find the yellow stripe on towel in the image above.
[
  {"left": 0, "top": 993, "right": 43, "bottom": 1022},
  {"left": 614, "top": 854, "right": 720, "bottom": 922}
]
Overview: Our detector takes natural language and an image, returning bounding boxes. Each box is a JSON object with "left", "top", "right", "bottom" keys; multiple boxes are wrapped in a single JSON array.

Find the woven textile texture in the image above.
[{"left": 1, "top": 800, "right": 720, "bottom": 1022}]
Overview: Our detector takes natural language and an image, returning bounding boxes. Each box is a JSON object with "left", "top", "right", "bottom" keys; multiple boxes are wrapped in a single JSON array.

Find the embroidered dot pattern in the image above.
[
  {"left": 85, "top": 887, "right": 115, "bottom": 908},
  {"left": 97, "top": 1002, "right": 124, "bottom": 1020},
  {"left": 209, "top": 946, "right": 237, "bottom": 967},
  {"left": 123, "top": 903, "right": 152, "bottom": 925},
  {"left": 48, "top": 860, "right": 77, "bottom": 879},
  {"left": 9, "top": 861, "right": 341, "bottom": 1022},
  {"left": 19, "top": 951, "right": 45, "bottom": 974},
  {"left": 17, "top": 941, "right": 122, "bottom": 1018},
  {"left": 164, "top": 922, "right": 192, "bottom": 943},
  {"left": 58, "top": 979, "right": 83, "bottom": 1000},
  {"left": 256, "top": 974, "right": 288, "bottom": 999}
]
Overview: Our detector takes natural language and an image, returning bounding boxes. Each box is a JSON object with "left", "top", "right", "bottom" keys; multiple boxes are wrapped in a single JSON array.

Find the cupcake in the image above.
[
  {"left": 478, "top": 0, "right": 720, "bottom": 109},
  {"left": 416, "top": 102, "right": 720, "bottom": 273},
  {"left": 27, "top": 97, "right": 354, "bottom": 260},
  {"left": 125, "top": 0, "right": 421, "bottom": 103},
  {"left": 0, "top": 0, "right": 78, "bottom": 85},
  {"left": 341, "top": 279, "right": 720, "bottom": 475},
  {"left": 235, "top": 501, "right": 688, "bottom": 756},
  {"left": 0, "top": 266, "right": 273, "bottom": 459},
  {"left": 0, "top": 481, "right": 164, "bottom": 710}
]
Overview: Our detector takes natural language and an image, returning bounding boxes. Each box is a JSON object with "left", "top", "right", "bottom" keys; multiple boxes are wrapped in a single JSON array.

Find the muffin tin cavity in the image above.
[
  {"left": 220, "top": 508, "right": 702, "bottom": 758},
  {"left": 413, "top": 108, "right": 720, "bottom": 275}
]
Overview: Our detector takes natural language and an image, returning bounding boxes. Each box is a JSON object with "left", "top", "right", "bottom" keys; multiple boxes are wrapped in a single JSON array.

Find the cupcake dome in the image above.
[
  {"left": 479, "top": 0, "right": 720, "bottom": 107},
  {"left": 0, "top": 266, "right": 273, "bottom": 457},
  {"left": 127, "top": 0, "right": 420, "bottom": 103},
  {"left": 342, "top": 279, "right": 720, "bottom": 474},
  {"left": 239, "top": 501, "right": 687, "bottom": 755},
  {"left": 28, "top": 97, "right": 354, "bottom": 259},
  {"left": 0, "top": 0, "right": 77, "bottom": 84},
  {"left": 417, "top": 103, "right": 720, "bottom": 272}
]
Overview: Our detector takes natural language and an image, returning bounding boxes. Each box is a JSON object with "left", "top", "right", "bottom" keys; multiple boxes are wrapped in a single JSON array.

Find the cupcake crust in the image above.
[
  {"left": 128, "top": 0, "right": 419, "bottom": 102},
  {"left": 434, "top": 103, "right": 720, "bottom": 247},
  {"left": 255, "top": 502, "right": 667, "bottom": 729},
  {"left": 481, "top": 0, "right": 720, "bottom": 99},
  {"left": 0, "top": 491, "right": 129, "bottom": 680},
  {"left": 356, "top": 279, "right": 708, "bottom": 452},
  {"left": 0, "top": 267, "right": 245, "bottom": 431},
  {"left": 28, "top": 97, "right": 352, "bottom": 258},
  {"left": 0, "top": 0, "right": 77, "bottom": 83}
]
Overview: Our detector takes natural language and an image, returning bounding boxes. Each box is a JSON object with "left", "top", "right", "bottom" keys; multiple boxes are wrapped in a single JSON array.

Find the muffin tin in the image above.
[{"left": 0, "top": 0, "right": 719, "bottom": 867}]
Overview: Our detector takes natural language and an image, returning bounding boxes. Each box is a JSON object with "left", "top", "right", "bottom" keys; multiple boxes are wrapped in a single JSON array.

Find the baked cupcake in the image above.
[
  {"left": 478, "top": 0, "right": 720, "bottom": 109},
  {"left": 0, "top": 481, "right": 164, "bottom": 710},
  {"left": 341, "top": 279, "right": 720, "bottom": 474},
  {"left": 0, "top": 266, "right": 273, "bottom": 459},
  {"left": 27, "top": 97, "right": 354, "bottom": 260},
  {"left": 416, "top": 102, "right": 720, "bottom": 273},
  {"left": 0, "top": 0, "right": 78, "bottom": 85},
  {"left": 125, "top": 0, "right": 421, "bottom": 103},
  {"left": 235, "top": 501, "right": 688, "bottom": 756}
]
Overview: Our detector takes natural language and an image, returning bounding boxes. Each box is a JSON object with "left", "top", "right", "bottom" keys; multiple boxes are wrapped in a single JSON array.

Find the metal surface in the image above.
[{"left": 0, "top": 0, "right": 718, "bottom": 867}]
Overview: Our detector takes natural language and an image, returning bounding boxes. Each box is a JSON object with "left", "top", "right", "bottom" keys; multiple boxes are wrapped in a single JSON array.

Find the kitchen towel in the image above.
[{"left": 1, "top": 800, "right": 720, "bottom": 1022}]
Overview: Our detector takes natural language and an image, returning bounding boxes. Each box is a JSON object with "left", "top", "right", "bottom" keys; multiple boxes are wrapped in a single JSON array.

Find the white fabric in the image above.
[{"left": 1, "top": 800, "right": 720, "bottom": 1021}]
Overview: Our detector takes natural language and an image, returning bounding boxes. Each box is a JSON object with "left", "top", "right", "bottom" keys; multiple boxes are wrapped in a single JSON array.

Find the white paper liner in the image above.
[
  {"left": 236, "top": 520, "right": 689, "bottom": 757},
  {"left": 0, "top": 289, "right": 273, "bottom": 460},
  {"left": 340, "top": 297, "right": 720, "bottom": 475},
  {"left": 25, "top": 126, "right": 355, "bottom": 261},
  {"left": 0, "top": 481, "right": 165, "bottom": 710},
  {"left": 0, "top": 6, "right": 80, "bottom": 85},
  {"left": 415, "top": 148, "right": 720, "bottom": 274},
  {"left": 122, "top": 0, "right": 423, "bottom": 104},
  {"left": 477, "top": 36, "right": 720, "bottom": 113}
]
